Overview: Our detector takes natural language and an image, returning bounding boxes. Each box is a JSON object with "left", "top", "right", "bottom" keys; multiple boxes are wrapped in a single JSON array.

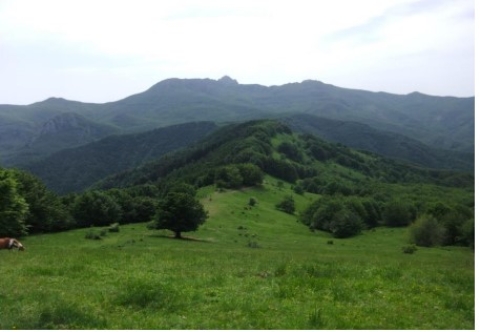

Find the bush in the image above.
[
  {"left": 276, "top": 196, "right": 295, "bottom": 214},
  {"left": 85, "top": 230, "right": 102, "bottom": 240},
  {"left": 409, "top": 214, "right": 445, "bottom": 247},
  {"left": 293, "top": 184, "right": 304, "bottom": 195},
  {"left": 402, "top": 245, "right": 418, "bottom": 254},
  {"left": 329, "top": 208, "right": 363, "bottom": 238}
]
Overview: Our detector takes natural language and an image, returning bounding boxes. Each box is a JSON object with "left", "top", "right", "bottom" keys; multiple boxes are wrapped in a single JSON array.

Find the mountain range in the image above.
[{"left": 0, "top": 76, "right": 474, "bottom": 193}]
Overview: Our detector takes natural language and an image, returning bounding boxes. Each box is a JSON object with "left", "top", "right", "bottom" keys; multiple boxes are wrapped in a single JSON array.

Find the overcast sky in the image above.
[{"left": 0, "top": 0, "right": 474, "bottom": 105}]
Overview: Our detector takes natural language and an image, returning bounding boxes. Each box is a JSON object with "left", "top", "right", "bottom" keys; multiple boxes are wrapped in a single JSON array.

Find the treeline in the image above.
[
  {"left": 298, "top": 192, "right": 474, "bottom": 247},
  {"left": 0, "top": 162, "right": 264, "bottom": 237},
  {"left": 0, "top": 167, "right": 161, "bottom": 237}
]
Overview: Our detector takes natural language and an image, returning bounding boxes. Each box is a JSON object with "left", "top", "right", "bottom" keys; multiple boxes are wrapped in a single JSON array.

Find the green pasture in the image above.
[{"left": 0, "top": 181, "right": 474, "bottom": 329}]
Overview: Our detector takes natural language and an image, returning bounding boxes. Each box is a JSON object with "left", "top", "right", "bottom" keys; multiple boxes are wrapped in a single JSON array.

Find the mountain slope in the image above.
[
  {"left": 283, "top": 113, "right": 474, "bottom": 171},
  {"left": 0, "top": 77, "right": 473, "bottom": 167},
  {"left": 95, "top": 119, "right": 473, "bottom": 192},
  {"left": 24, "top": 122, "right": 218, "bottom": 194}
]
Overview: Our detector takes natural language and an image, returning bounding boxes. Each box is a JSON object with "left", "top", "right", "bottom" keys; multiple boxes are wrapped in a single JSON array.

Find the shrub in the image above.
[
  {"left": 275, "top": 195, "right": 295, "bottom": 214},
  {"left": 293, "top": 184, "right": 304, "bottom": 195},
  {"left": 402, "top": 245, "right": 418, "bottom": 254},
  {"left": 329, "top": 208, "right": 363, "bottom": 238},
  {"left": 409, "top": 214, "right": 445, "bottom": 247},
  {"left": 85, "top": 230, "right": 102, "bottom": 240},
  {"left": 248, "top": 197, "right": 257, "bottom": 207}
]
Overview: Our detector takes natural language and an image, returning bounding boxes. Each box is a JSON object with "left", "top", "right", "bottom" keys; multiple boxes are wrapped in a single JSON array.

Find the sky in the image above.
[{"left": 0, "top": 0, "right": 474, "bottom": 105}]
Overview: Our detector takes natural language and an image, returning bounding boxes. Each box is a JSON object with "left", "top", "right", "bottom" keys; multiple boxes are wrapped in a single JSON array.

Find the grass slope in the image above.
[{"left": 0, "top": 180, "right": 474, "bottom": 329}]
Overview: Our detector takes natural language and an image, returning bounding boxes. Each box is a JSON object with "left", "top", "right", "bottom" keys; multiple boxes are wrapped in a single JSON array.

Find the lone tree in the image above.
[{"left": 150, "top": 184, "right": 208, "bottom": 239}]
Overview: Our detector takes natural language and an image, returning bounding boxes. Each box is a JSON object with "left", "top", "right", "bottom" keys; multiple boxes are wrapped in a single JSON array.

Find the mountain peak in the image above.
[{"left": 218, "top": 76, "right": 238, "bottom": 85}]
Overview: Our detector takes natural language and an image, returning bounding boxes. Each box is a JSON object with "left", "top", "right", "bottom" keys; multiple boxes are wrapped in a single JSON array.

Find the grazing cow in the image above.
[{"left": 0, "top": 238, "right": 25, "bottom": 251}]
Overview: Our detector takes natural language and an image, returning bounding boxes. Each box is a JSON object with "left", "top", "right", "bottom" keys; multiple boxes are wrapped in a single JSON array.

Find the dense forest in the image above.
[{"left": 0, "top": 120, "right": 473, "bottom": 249}]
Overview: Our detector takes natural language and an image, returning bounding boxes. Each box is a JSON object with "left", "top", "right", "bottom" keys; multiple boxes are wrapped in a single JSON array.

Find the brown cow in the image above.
[{"left": 0, "top": 238, "right": 25, "bottom": 251}]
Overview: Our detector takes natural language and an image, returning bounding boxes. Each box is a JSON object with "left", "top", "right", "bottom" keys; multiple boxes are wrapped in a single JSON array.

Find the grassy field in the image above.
[{"left": 0, "top": 180, "right": 474, "bottom": 329}]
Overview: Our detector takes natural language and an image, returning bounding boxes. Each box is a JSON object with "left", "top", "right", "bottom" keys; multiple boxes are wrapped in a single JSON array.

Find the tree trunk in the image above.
[{"left": 174, "top": 230, "right": 182, "bottom": 239}]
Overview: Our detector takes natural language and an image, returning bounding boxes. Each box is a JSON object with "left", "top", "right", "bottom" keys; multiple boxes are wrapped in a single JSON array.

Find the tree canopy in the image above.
[{"left": 149, "top": 184, "right": 208, "bottom": 239}]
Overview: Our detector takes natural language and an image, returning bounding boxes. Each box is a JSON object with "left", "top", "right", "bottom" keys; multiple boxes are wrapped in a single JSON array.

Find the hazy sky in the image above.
[{"left": 0, "top": 0, "right": 474, "bottom": 104}]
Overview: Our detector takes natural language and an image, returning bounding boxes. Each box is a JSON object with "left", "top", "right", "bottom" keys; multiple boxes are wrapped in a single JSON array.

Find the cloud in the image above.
[{"left": 0, "top": 0, "right": 474, "bottom": 104}]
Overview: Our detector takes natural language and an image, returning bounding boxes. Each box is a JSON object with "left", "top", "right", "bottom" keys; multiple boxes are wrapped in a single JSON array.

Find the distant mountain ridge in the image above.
[{"left": 0, "top": 77, "right": 473, "bottom": 168}]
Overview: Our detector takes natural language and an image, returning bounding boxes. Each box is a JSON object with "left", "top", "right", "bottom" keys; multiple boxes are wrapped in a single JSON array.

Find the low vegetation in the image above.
[{"left": 0, "top": 182, "right": 474, "bottom": 329}]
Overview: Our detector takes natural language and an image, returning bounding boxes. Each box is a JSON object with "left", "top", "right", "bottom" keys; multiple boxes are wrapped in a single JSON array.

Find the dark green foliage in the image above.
[
  {"left": 0, "top": 169, "right": 28, "bottom": 237},
  {"left": 358, "top": 199, "right": 382, "bottom": 228},
  {"left": 301, "top": 197, "right": 368, "bottom": 238},
  {"left": 236, "top": 163, "right": 264, "bottom": 186},
  {"left": 215, "top": 165, "right": 243, "bottom": 189},
  {"left": 12, "top": 169, "right": 73, "bottom": 233},
  {"left": 402, "top": 245, "right": 418, "bottom": 254},
  {"left": 71, "top": 191, "right": 122, "bottom": 228},
  {"left": 293, "top": 184, "right": 304, "bottom": 195},
  {"left": 329, "top": 207, "right": 364, "bottom": 238},
  {"left": 382, "top": 200, "right": 415, "bottom": 227},
  {"left": 23, "top": 122, "right": 218, "bottom": 194},
  {"left": 409, "top": 215, "right": 446, "bottom": 247},
  {"left": 214, "top": 164, "right": 263, "bottom": 188},
  {"left": 264, "top": 158, "right": 299, "bottom": 183},
  {"left": 149, "top": 184, "right": 207, "bottom": 238},
  {"left": 285, "top": 114, "right": 474, "bottom": 172},
  {"left": 248, "top": 197, "right": 257, "bottom": 207},
  {"left": 277, "top": 141, "right": 303, "bottom": 162},
  {"left": 275, "top": 196, "right": 295, "bottom": 214},
  {"left": 460, "top": 219, "right": 474, "bottom": 248}
]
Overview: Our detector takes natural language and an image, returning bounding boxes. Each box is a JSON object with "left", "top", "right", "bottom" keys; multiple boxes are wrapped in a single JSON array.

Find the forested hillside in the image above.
[
  {"left": 0, "top": 77, "right": 474, "bottom": 168},
  {"left": 24, "top": 122, "right": 217, "bottom": 194},
  {"left": 0, "top": 120, "right": 473, "bottom": 249},
  {"left": 283, "top": 114, "right": 474, "bottom": 171},
  {"left": 95, "top": 119, "right": 473, "bottom": 191}
]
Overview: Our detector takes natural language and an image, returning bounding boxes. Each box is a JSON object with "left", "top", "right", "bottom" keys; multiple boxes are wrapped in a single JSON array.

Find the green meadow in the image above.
[{"left": 0, "top": 180, "right": 474, "bottom": 329}]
